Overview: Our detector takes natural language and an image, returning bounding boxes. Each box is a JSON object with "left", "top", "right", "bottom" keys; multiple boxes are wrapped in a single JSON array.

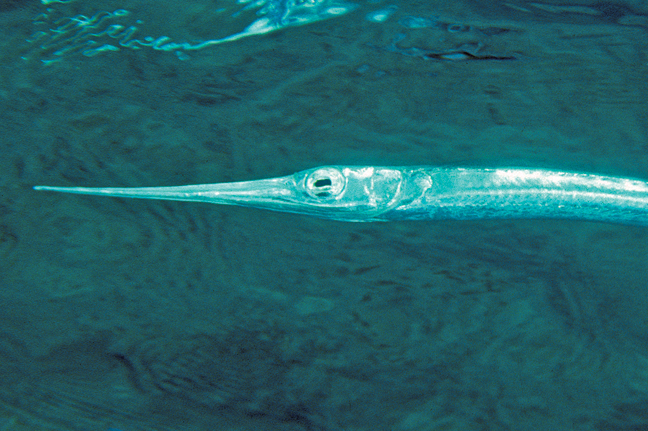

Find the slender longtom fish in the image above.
[{"left": 34, "top": 166, "right": 648, "bottom": 225}]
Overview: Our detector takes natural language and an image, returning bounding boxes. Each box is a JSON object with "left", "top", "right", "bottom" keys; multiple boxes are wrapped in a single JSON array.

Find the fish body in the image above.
[{"left": 35, "top": 166, "right": 648, "bottom": 226}]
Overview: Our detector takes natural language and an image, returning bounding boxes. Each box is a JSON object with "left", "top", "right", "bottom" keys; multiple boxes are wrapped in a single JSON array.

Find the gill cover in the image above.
[{"left": 294, "top": 166, "right": 404, "bottom": 220}]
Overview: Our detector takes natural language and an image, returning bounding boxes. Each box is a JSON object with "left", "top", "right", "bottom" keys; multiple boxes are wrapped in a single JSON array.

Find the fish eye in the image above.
[{"left": 305, "top": 168, "right": 345, "bottom": 199}]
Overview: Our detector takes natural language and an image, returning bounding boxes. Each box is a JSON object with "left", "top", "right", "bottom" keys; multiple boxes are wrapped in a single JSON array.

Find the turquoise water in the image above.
[{"left": 1, "top": 0, "right": 648, "bottom": 430}]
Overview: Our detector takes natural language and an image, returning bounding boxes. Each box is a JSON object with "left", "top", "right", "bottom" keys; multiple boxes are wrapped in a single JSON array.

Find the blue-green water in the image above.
[{"left": 1, "top": 0, "right": 648, "bottom": 430}]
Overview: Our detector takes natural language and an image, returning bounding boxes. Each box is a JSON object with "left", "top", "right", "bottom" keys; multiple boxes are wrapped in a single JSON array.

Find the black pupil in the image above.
[{"left": 314, "top": 178, "right": 332, "bottom": 188}]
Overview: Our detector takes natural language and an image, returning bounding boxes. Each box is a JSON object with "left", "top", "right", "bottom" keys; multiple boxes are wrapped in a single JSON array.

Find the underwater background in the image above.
[{"left": 1, "top": 0, "right": 648, "bottom": 429}]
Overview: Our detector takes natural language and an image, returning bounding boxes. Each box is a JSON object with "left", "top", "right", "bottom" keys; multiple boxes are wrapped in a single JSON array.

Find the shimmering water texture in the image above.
[
  {"left": 364, "top": 1, "right": 648, "bottom": 62},
  {"left": 25, "top": 0, "right": 357, "bottom": 64},
  {"left": 25, "top": 0, "right": 648, "bottom": 64}
]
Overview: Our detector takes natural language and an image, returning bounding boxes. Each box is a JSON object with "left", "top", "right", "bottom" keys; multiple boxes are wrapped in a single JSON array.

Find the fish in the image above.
[{"left": 34, "top": 166, "right": 648, "bottom": 225}]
